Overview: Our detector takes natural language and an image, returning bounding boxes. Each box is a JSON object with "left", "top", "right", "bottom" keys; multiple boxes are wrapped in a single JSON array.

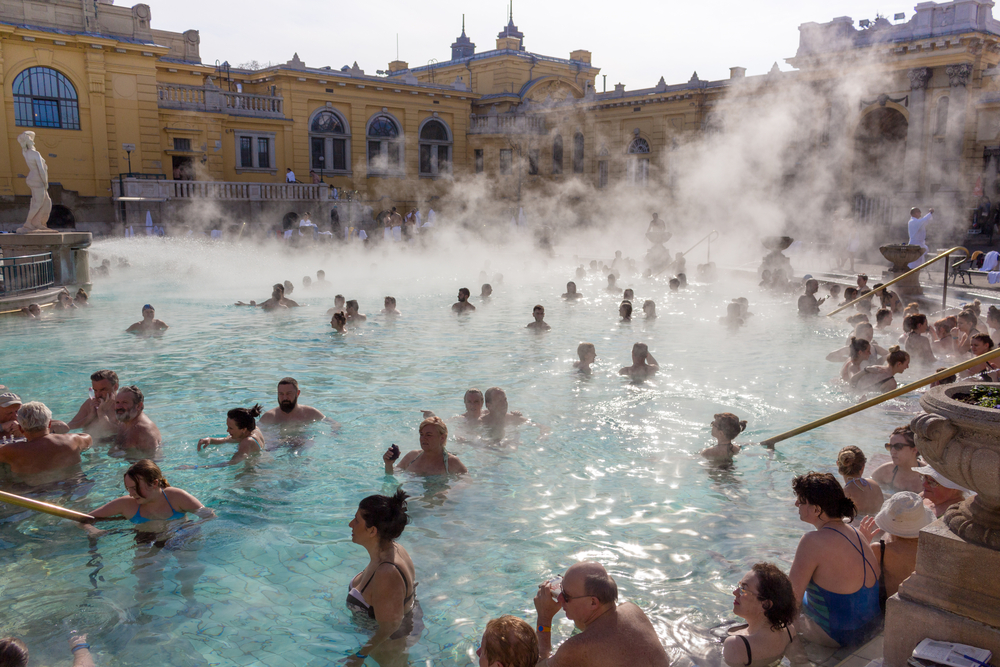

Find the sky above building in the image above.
[{"left": 147, "top": 0, "right": 917, "bottom": 89}]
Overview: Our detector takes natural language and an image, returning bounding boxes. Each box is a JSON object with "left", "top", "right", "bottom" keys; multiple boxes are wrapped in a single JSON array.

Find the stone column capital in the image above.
[
  {"left": 946, "top": 62, "right": 973, "bottom": 87},
  {"left": 908, "top": 67, "right": 932, "bottom": 90}
]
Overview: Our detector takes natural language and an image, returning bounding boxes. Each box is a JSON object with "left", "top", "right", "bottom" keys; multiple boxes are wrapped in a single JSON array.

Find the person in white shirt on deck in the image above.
[{"left": 907, "top": 207, "right": 934, "bottom": 269}]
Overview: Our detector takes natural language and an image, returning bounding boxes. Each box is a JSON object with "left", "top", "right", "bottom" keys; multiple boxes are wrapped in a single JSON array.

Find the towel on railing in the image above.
[
  {"left": 210, "top": 230, "right": 221, "bottom": 239},
  {"left": 989, "top": 272, "right": 1000, "bottom": 284},
  {"left": 982, "top": 251, "right": 1000, "bottom": 272}
]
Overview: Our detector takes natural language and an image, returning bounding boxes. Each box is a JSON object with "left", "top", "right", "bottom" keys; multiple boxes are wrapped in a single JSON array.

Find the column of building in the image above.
[
  {"left": 902, "top": 67, "right": 931, "bottom": 203},
  {"left": 943, "top": 62, "right": 973, "bottom": 203},
  {"left": 0, "top": 39, "right": 13, "bottom": 197},
  {"left": 85, "top": 50, "right": 112, "bottom": 189}
]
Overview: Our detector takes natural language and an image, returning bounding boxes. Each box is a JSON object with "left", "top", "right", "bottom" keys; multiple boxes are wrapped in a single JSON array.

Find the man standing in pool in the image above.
[
  {"left": 111, "top": 385, "right": 162, "bottom": 455},
  {"left": 533, "top": 561, "right": 670, "bottom": 667},
  {"left": 452, "top": 287, "right": 476, "bottom": 313},
  {"left": 0, "top": 402, "right": 93, "bottom": 479},
  {"left": 126, "top": 304, "right": 169, "bottom": 333},
  {"left": 260, "top": 377, "right": 327, "bottom": 425},
  {"left": 52, "top": 370, "right": 120, "bottom": 440}
]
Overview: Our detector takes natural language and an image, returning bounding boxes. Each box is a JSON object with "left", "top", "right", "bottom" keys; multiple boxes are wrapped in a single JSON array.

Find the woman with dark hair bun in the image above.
[
  {"left": 840, "top": 337, "right": 871, "bottom": 382},
  {"left": 187, "top": 404, "right": 265, "bottom": 468},
  {"left": 789, "top": 472, "right": 880, "bottom": 648},
  {"left": 849, "top": 346, "right": 909, "bottom": 393},
  {"left": 724, "top": 562, "right": 797, "bottom": 667},
  {"left": 701, "top": 413, "right": 748, "bottom": 460},
  {"left": 837, "top": 446, "right": 883, "bottom": 517},
  {"left": 345, "top": 489, "right": 421, "bottom": 665}
]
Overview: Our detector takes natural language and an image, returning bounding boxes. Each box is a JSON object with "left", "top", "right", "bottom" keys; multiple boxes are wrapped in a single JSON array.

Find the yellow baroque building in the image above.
[{"left": 4, "top": 0, "right": 1000, "bottom": 234}]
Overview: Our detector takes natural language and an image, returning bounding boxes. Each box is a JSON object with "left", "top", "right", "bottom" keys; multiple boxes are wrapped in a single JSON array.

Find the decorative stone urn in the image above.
[
  {"left": 759, "top": 236, "right": 793, "bottom": 277},
  {"left": 912, "top": 383, "right": 1000, "bottom": 549},
  {"left": 883, "top": 382, "right": 1000, "bottom": 667},
  {"left": 645, "top": 230, "right": 672, "bottom": 246},
  {"left": 880, "top": 243, "right": 924, "bottom": 296}
]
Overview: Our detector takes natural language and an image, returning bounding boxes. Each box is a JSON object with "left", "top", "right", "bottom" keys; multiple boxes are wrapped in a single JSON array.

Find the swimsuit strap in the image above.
[
  {"left": 162, "top": 489, "right": 178, "bottom": 514},
  {"left": 890, "top": 465, "right": 899, "bottom": 485},
  {"left": 878, "top": 539, "right": 888, "bottom": 613},
  {"left": 786, "top": 626, "right": 793, "bottom": 642},
  {"left": 845, "top": 478, "right": 869, "bottom": 489},
  {"left": 358, "top": 561, "right": 414, "bottom": 602},
  {"left": 822, "top": 526, "right": 878, "bottom": 586},
  {"left": 738, "top": 635, "right": 752, "bottom": 666},
  {"left": 443, "top": 448, "right": 450, "bottom": 474}
]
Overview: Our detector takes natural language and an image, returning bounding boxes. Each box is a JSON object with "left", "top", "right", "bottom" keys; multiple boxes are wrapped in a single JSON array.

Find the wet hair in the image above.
[
  {"left": 713, "top": 412, "right": 747, "bottom": 440},
  {"left": 643, "top": 299, "right": 655, "bottom": 312},
  {"left": 119, "top": 385, "right": 144, "bottom": 405},
  {"left": 16, "top": 402, "right": 51, "bottom": 432},
  {"left": 482, "top": 616, "right": 539, "bottom": 667},
  {"left": 533, "top": 304, "right": 544, "bottom": 314},
  {"left": 278, "top": 377, "right": 299, "bottom": 390},
  {"left": 0, "top": 637, "right": 28, "bottom": 667},
  {"left": 844, "top": 287, "right": 858, "bottom": 300},
  {"left": 346, "top": 299, "right": 359, "bottom": 312},
  {"left": 849, "top": 336, "right": 871, "bottom": 362},
  {"left": 91, "top": 369, "right": 119, "bottom": 387},
  {"left": 904, "top": 302, "right": 920, "bottom": 315},
  {"left": 384, "top": 296, "right": 396, "bottom": 306},
  {"left": 792, "top": 472, "right": 857, "bottom": 521},
  {"left": 669, "top": 278, "right": 680, "bottom": 290},
  {"left": 316, "top": 270, "right": 325, "bottom": 278},
  {"left": 677, "top": 273, "right": 687, "bottom": 286},
  {"left": 332, "top": 312, "right": 346, "bottom": 326},
  {"left": 357, "top": 488, "right": 410, "bottom": 544},
  {"left": 464, "top": 388, "right": 484, "bottom": 403},
  {"left": 876, "top": 308, "right": 892, "bottom": 325},
  {"left": 458, "top": 287, "right": 471, "bottom": 298},
  {"left": 904, "top": 314, "right": 928, "bottom": 333},
  {"left": 125, "top": 459, "right": 170, "bottom": 497},
  {"left": 988, "top": 305, "right": 1000, "bottom": 327},
  {"left": 965, "top": 299, "right": 982, "bottom": 317},
  {"left": 303, "top": 276, "right": 312, "bottom": 286},
  {"left": 481, "top": 283, "right": 492, "bottom": 293},
  {"left": 837, "top": 445, "right": 867, "bottom": 477},
  {"left": 891, "top": 424, "right": 916, "bottom": 447},
  {"left": 334, "top": 294, "right": 345, "bottom": 303},
  {"left": 228, "top": 403, "right": 263, "bottom": 431},
  {"left": 484, "top": 386, "right": 506, "bottom": 407},
  {"left": 273, "top": 283, "right": 285, "bottom": 295},
  {"left": 854, "top": 322, "right": 873, "bottom": 339},
  {"left": 577, "top": 342, "right": 596, "bottom": 359},
  {"left": 420, "top": 415, "right": 448, "bottom": 440},
  {"left": 958, "top": 310, "right": 978, "bottom": 327},
  {"left": 934, "top": 316, "right": 958, "bottom": 336},
  {"left": 846, "top": 313, "right": 869, "bottom": 326},
  {"left": 971, "top": 333, "right": 994, "bottom": 350},
  {"left": 75, "top": 288, "right": 89, "bottom": 300},
  {"left": 620, "top": 301, "right": 632, "bottom": 318},
  {"left": 751, "top": 563, "right": 797, "bottom": 631},
  {"left": 887, "top": 346, "right": 910, "bottom": 367},
  {"left": 623, "top": 288, "right": 635, "bottom": 299},
  {"left": 805, "top": 278, "right": 819, "bottom": 291},
  {"left": 582, "top": 569, "right": 619, "bottom": 604}
]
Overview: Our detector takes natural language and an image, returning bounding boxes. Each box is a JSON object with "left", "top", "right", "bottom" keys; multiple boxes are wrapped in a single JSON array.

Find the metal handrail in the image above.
[
  {"left": 0, "top": 252, "right": 55, "bottom": 296},
  {"left": 760, "top": 346, "right": 1000, "bottom": 448},
  {"left": 826, "top": 246, "right": 969, "bottom": 316},
  {"left": 655, "top": 230, "right": 719, "bottom": 275}
]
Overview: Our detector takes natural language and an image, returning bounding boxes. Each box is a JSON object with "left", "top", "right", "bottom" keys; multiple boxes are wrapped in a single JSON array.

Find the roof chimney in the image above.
[{"left": 730, "top": 66, "right": 746, "bottom": 79}]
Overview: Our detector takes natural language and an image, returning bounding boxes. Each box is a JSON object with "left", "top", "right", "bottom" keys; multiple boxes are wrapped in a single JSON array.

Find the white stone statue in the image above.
[{"left": 16, "top": 131, "right": 54, "bottom": 234}]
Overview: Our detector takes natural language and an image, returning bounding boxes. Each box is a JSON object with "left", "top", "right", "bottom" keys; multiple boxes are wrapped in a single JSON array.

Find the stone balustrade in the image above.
[
  {"left": 117, "top": 178, "right": 329, "bottom": 201},
  {"left": 469, "top": 114, "right": 546, "bottom": 134},
  {"left": 156, "top": 83, "right": 285, "bottom": 119}
]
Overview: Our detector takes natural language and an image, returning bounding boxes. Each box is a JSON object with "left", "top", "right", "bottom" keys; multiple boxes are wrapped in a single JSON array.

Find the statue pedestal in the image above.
[
  {"left": 880, "top": 244, "right": 924, "bottom": 297},
  {"left": 0, "top": 231, "right": 92, "bottom": 287},
  {"left": 884, "top": 520, "right": 1000, "bottom": 666}
]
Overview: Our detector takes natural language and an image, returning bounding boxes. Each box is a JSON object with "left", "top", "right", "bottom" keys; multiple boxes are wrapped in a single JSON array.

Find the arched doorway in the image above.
[
  {"left": 853, "top": 107, "right": 908, "bottom": 194},
  {"left": 47, "top": 205, "right": 75, "bottom": 229}
]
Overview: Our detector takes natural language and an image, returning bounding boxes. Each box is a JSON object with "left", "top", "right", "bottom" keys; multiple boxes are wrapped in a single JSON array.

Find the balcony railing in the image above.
[
  {"left": 0, "top": 253, "right": 55, "bottom": 296},
  {"left": 469, "top": 114, "right": 547, "bottom": 135},
  {"left": 156, "top": 83, "right": 285, "bottom": 119},
  {"left": 115, "top": 178, "right": 331, "bottom": 202}
]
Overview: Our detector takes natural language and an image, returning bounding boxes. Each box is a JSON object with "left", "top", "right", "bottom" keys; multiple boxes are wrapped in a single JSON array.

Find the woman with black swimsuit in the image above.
[
  {"left": 344, "top": 489, "right": 420, "bottom": 665},
  {"left": 723, "top": 563, "right": 797, "bottom": 667}
]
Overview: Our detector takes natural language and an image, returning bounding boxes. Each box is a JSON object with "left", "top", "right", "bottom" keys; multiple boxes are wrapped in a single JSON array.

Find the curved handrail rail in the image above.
[
  {"left": 682, "top": 230, "right": 719, "bottom": 257},
  {"left": 760, "top": 346, "right": 1000, "bottom": 448},
  {"left": 826, "top": 246, "right": 969, "bottom": 317}
]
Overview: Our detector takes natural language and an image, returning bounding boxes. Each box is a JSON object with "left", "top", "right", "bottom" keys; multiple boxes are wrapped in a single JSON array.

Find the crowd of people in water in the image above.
[{"left": 1, "top": 237, "right": 995, "bottom": 667}]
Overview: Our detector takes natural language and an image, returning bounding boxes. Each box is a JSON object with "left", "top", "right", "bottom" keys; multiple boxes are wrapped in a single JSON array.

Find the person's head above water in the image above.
[
  {"left": 464, "top": 389, "right": 484, "bottom": 415},
  {"left": 283, "top": 280, "right": 294, "bottom": 294},
  {"left": 484, "top": 387, "right": 509, "bottom": 414},
  {"left": 354, "top": 488, "right": 410, "bottom": 548},
  {"left": 532, "top": 305, "right": 545, "bottom": 321},
  {"left": 607, "top": 274, "right": 617, "bottom": 286},
  {"left": 277, "top": 377, "right": 300, "bottom": 413},
  {"left": 631, "top": 342, "right": 650, "bottom": 363},
  {"left": 837, "top": 445, "right": 867, "bottom": 478},
  {"left": 228, "top": 404, "right": 263, "bottom": 435},
  {"left": 887, "top": 346, "right": 910, "bottom": 372},
  {"left": 481, "top": 284, "right": 492, "bottom": 297},
  {"left": 876, "top": 308, "right": 893, "bottom": 327},
  {"left": 577, "top": 342, "right": 596, "bottom": 363},
  {"left": 334, "top": 294, "right": 345, "bottom": 307},
  {"left": 384, "top": 296, "right": 397, "bottom": 308},
  {"left": 331, "top": 312, "right": 347, "bottom": 330},
  {"left": 848, "top": 336, "right": 871, "bottom": 362},
  {"left": 619, "top": 301, "right": 632, "bottom": 320},
  {"left": 478, "top": 616, "right": 538, "bottom": 667},
  {"left": 124, "top": 458, "right": 170, "bottom": 498},
  {"left": 346, "top": 300, "right": 360, "bottom": 314},
  {"left": 669, "top": 278, "right": 680, "bottom": 291},
  {"left": 566, "top": 281, "right": 577, "bottom": 294},
  {"left": 272, "top": 283, "right": 285, "bottom": 299},
  {"left": 643, "top": 300, "right": 656, "bottom": 316},
  {"left": 805, "top": 279, "right": 819, "bottom": 295},
  {"left": 792, "top": 471, "right": 857, "bottom": 522},
  {"left": 623, "top": 288, "right": 634, "bottom": 301},
  {"left": 458, "top": 287, "right": 471, "bottom": 302},
  {"left": 712, "top": 413, "right": 747, "bottom": 441},
  {"left": 0, "top": 637, "right": 29, "bottom": 667}
]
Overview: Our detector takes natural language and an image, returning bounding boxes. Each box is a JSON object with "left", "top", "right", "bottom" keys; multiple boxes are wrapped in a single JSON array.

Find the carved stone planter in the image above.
[
  {"left": 880, "top": 243, "right": 924, "bottom": 296},
  {"left": 912, "top": 383, "right": 1000, "bottom": 550},
  {"left": 759, "top": 236, "right": 793, "bottom": 277}
]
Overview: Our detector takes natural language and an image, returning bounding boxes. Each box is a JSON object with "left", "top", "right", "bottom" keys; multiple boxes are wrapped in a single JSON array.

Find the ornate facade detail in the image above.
[
  {"left": 908, "top": 67, "right": 931, "bottom": 90},
  {"left": 946, "top": 62, "right": 973, "bottom": 87}
]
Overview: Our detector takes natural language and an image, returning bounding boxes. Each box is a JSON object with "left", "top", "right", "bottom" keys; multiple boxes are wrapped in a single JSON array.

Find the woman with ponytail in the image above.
[
  {"left": 346, "top": 489, "right": 421, "bottom": 664},
  {"left": 840, "top": 337, "right": 871, "bottom": 382},
  {"left": 788, "top": 473, "right": 881, "bottom": 648},
  {"left": 701, "top": 413, "right": 748, "bottom": 460},
  {"left": 186, "top": 404, "right": 265, "bottom": 468},
  {"left": 849, "top": 346, "right": 909, "bottom": 393}
]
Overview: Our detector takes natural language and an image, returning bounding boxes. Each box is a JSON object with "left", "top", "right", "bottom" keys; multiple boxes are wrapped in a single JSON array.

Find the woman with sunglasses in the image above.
[
  {"left": 871, "top": 425, "right": 923, "bottom": 493},
  {"left": 789, "top": 473, "right": 880, "bottom": 648},
  {"left": 724, "top": 563, "right": 797, "bottom": 667}
]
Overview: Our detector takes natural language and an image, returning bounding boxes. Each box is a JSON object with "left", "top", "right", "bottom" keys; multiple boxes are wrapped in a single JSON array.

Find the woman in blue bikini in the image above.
[{"left": 788, "top": 472, "right": 881, "bottom": 648}]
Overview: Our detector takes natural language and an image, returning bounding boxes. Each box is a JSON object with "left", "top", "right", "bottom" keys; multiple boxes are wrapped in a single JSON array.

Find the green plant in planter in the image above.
[{"left": 967, "top": 384, "right": 1000, "bottom": 409}]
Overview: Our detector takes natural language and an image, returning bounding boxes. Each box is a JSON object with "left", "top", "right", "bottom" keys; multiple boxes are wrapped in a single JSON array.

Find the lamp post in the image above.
[
  {"left": 122, "top": 142, "right": 135, "bottom": 175},
  {"left": 318, "top": 154, "right": 325, "bottom": 183}
]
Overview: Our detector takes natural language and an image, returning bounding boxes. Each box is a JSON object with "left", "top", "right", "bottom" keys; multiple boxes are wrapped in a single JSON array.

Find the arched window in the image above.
[
  {"left": 367, "top": 114, "right": 403, "bottom": 175},
  {"left": 309, "top": 109, "right": 350, "bottom": 174},
  {"left": 626, "top": 137, "right": 650, "bottom": 186},
  {"left": 552, "top": 134, "right": 563, "bottom": 174},
  {"left": 597, "top": 145, "right": 609, "bottom": 188},
  {"left": 573, "top": 132, "right": 584, "bottom": 173},
  {"left": 13, "top": 67, "right": 80, "bottom": 130},
  {"left": 419, "top": 119, "right": 452, "bottom": 176},
  {"left": 935, "top": 96, "right": 949, "bottom": 135}
]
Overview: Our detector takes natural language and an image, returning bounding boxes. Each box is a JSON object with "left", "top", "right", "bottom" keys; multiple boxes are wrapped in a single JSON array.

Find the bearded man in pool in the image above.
[
  {"left": 51, "top": 369, "right": 120, "bottom": 441},
  {"left": 260, "top": 377, "right": 327, "bottom": 425},
  {"left": 110, "top": 385, "right": 162, "bottom": 456}
]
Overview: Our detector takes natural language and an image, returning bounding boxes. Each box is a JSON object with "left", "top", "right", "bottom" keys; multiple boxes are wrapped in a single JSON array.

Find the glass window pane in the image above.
[
  {"left": 528, "top": 149, "right": 539, "bottom": 175},
  {"left": 332, "top": 139, "right": 346, "bottom": 170},
  {"left": 311, "top": 137, "right": 325, "bottom": 170},
  {"left": 420, "top": 120, "right": 448, "bottom": 141},
  {"left": 33, "top": 99, "right": 60, "bottom": 128},
  {"left": 369, "top": 116, "right": 398, "bottom": 138},
  {"left": 552, "top": 136, "right": 563, "bottom": 174},
  {"left": 368, "top": 141, "right": 382, "bottom": 169},
  {"left": 500, "top": 149, "right": 512, "bottom": 175},
  {"left": 475, "top": 149, "right": 484, "bottom": 173},
  {"left": 388, "top": 142, "right": 400, "bottom": 168},
  {"left": 240, "top": 136, "right": 252, "bottom": 168},
  {"left": 437, "top": 145, "right": 449, "bottom": 171},
  {"left": 257, "top": 137, "right": 270, "bottom": 168},
  {"left": 419, "top": 144, "right": 432, "bottom": 174}
]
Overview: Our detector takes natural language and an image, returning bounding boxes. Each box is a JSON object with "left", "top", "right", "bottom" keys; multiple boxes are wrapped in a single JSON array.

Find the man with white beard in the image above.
[
  {"left": 110, "top": 385, "right": 162, "bottom": 455},
  {"left": 260, "top": 377, "right": 326, "bottom": 425}
]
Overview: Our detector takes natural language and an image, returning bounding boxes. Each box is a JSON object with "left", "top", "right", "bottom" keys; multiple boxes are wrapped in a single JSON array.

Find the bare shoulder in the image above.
[
  {"left": 448, "top": 454, "right": 468, "bottom": 473},
  {"left": 165, "top": 486, "right": 203, "bottom": 510},
  {"left": 723, "top": 634, "right": 750, "bottom": 667},
  {"left": 549, "top": 633, "right": 589, "bottom": 666},
  {"left": 301, "top": 405, "right": 326, "bottom": 420},
  {"left": 259, "top": 408, "right": 279, "bottom": 423}
]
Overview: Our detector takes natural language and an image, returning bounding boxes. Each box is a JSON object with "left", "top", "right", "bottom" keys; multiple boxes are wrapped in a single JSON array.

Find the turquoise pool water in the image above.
[{"left": 0, "top": 238, "right": 917, "bottom": 666}]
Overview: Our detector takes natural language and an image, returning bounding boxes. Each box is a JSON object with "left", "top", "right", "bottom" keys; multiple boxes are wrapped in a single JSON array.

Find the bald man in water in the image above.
[{"left": 533, "top": 561, "right": 669, "bottom": 667}]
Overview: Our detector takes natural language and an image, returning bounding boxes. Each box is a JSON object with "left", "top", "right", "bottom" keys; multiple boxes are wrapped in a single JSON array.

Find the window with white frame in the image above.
[
  {"left": 626, "top": 137, "right": 650, "bottom": 186},
  {"left": 367, "top": 114, "right": 404, "bottom": 175},
  {"left": 418, "top": 119, "right": 452, "bottom": 176},
  {"left": 309, "top": 109, "right": 350, "bottom": 174},
  {"left": 235, "top": 130, "right": 276, "bottom": 171}
]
